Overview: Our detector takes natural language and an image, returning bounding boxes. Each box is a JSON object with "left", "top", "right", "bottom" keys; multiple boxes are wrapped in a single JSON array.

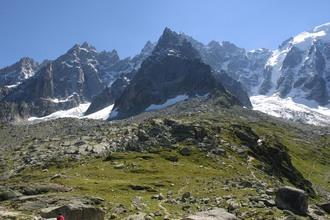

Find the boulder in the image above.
[
  {"left": 20, "top": 184, "right": 70, "bottom": 195},
  {"left": 0, "top": 189, "right": 22, "bottom": 201},
  {"left": 183, "top": 208, "right": 238, "bottom": 220},
  {"left": 275, "top": 186, "right": 308, "bottom": 215},
  {"left": 180, "top": 147, "right": 191, "bottom": 156},
  {"left": 181, "top": 192, "right": 191, "bottom": 202},
  {"left": 40, "top": 203, "right": 105, "bottom": 220},
  {"left": 318, "top": 202, "right": 330, "bottom": 213}
]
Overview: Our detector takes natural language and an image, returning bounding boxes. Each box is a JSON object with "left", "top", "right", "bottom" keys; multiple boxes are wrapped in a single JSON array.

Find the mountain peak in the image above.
[
  {"left": 67, "top": 42, "right": 96, "bottom": 55},
  {"left": 157, "top": 27, "right": 180, "bottom": 48},
  {"left": 140, "top": 41, "right": 155, "bottom": 54},
  {"left": 313, "top": 22, "right": 330, "bottom": 33},
  {"left": 81, "top": 41, "right": 96, "bottom": 51},
  {"left": 163, "top": 27, "right": 174, "bottom": 35},
  {"left": 153, "top": 28, "right": 200, "bottom": 60}
]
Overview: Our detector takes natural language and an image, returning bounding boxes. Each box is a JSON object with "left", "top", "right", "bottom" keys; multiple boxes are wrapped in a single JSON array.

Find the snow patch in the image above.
[
  {"left": 41, "top": 93, "right": 78, "bottom": 103},
  {"left": 292, "top": 30, "right": 327, "bottom": 50},
  {"left": 28, "top": 103, "right": 115, "bottom": 122},
  {"left": 84, "top": 104, "right": 114, "bottom": 120},
  {"left": 146, "top": 95, "right": 189, "bottom": 111},
  {"left": 28, "top": 103, "right": 90, "bottom": 122},
  {"left": 251, "top": 95, "right": 330, "bottom": 126},
  {"left": 5, "top": 84, "right": 20, "bottom": 89}
]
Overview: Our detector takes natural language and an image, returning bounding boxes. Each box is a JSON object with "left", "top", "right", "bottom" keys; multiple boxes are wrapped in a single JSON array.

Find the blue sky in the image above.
[{"left": 0, "top": 0, "right": 330, "bottom": 67}]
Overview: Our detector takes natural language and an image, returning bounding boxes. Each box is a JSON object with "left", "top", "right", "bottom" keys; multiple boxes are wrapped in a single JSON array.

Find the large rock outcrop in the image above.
[
  {"left": 275, "top": 186, "right": 308, "bottom": 216},
  {"left": 109, "top": 28, "right": 246, "bottom": 120}
]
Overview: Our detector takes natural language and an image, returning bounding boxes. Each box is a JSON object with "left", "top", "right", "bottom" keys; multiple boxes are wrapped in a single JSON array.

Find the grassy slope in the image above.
[{"left": 0, "top": 106, "right": 329, "bottom": 219}]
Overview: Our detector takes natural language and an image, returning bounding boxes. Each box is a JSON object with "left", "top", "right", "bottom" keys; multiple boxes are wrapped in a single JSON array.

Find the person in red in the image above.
[{"left": 57, "top": 213, "right": 65, "bottom": 220}]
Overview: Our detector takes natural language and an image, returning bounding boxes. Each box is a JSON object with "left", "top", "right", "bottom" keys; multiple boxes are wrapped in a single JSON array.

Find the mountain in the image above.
[
  {"left": 0, "top": 57, "right": 39, "bottom": 99},
  {"left": 105, "top": 28, "right": 247, "bottom": 120},
  {"left": 247, "top": 23, "right": 330, "bottom": 126},
  {"left": 84, "top": 74, "right": 131, "bottom": 115},
  {"left": 84, "top": 28, "right": 251, "bottom": 119},
  {"left": 0, "top": 43, "right": 108, "bottom": 119},
  {"left": 259, "top": 23, "right": 330, "bottom": 104},
  {"left": 183, "top": 23, "right": 330, "bottom": 125},
  {"left": 84, "top": 41, "right": 156, "bottom": 116},
  {"left": 0, "top": 41, "right": 155, "bottom": 121},
  {"left": 0, "top": 57, "right": 39, "bottom": 87},
  {"left": 2, "top": 24, "right": 330, "bottom": 125},
  {"left": 183, "top": 35, "right": 272, "bottom": 94}
]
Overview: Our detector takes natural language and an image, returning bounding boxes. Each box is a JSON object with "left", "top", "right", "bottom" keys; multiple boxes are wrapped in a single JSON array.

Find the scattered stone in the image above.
[
  {"left": 151, "top": 193, "right": 164, "bottom": 200},
  {"left": 227, "top": 200, "right": 240, "bottom": 212},
  {"left": 238, "top": 180, "right": 253, "bottom": 188},
  {"left": 50, "top": 173, "right": 63, "bottom": 180},
  {"left": 128, "top": 185, "right": 157, "bottom": 192},
  {"left": 275, "top": 186, "right": 308, "bottom": 216},
  {"left": 180, "top": 147, "right": 191, "bottom": 156},
  {"left": 0, "top": 189, "right": 22, "bottom": 201},
  {"left": 262, "top": 199, "right": 276, "bottom": 207},
  {"left": 126, "top": 212, "right": 146, "bottom": 220},
  {"left": 154, "top": 211, "right": 162, "bottom": 216},
  {"left": 184, "top": 208, "right": 238, "bottom": 220},
  {"left": 211, "top": 147, "right": 226, "bottom": 156},
  {"left": 309, "top": 205, "right": 326, "bottom": 216},
  {"left": 114, "top": 163, "right": 125, "bottom": 169},
  {"left": 265, "top": 188, "right": 275, "bottom": 195},
  {"left": 113, "top": 204, "right": 127, "bottom": 214},
  {"left": 181, "top": 192, "right": 191, "bottom": 202},
  {"left": 110, "top": 213, "right": 117, "bottom": 219},
  {"left": 318, "top": 202, "right": 330, "bottom": 213}
]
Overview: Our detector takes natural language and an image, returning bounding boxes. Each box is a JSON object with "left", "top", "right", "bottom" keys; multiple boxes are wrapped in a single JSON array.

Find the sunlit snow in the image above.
[
  {"left": 28, "top": 103, "right": 114, "bottom": 122},
  {"left": 251, "top": 95, "right": 330, "bottom": 126},
  {"left": 145, "top": 95, "right": 189, "bottom": 111}
]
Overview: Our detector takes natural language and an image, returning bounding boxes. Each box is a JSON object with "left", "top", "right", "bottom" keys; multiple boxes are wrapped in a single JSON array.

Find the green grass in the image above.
[
  {"left": 1, "top": 109, "right": 329, "bottom": 219},
  {"left": 4, "top": 147, "right": 284, "bottom": 219}
]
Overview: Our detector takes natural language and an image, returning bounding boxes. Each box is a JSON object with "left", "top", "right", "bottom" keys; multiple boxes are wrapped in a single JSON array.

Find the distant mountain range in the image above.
[{"left": 1, "top": 23, "right": 330, "bottom": 125}]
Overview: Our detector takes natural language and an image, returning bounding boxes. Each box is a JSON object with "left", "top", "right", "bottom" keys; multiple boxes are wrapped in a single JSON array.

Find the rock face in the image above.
[
  {"left": 109, "top": 28, "right": 245, "bottom": 120},
  {"left": 0, "top": 40, "right": 154, "bottom": 122},
  {"left": 84, "top": 42, "right": 155, "bottom": 116},
  {"left": 275, "top": 186, "right": 308, "bottom": 215},
  {"left": 0, "top": 42, "right": 152, "bottom": 121},
  {"left": 186, "top": 23, "right": 330, "bottom": 106},
  {"left": 259, "top": 23, "right": 330, "bottom": 106},
  {"left": 184, "top": 35, "right": 272, "bottom": 95},
  {"left": 183, "top": 208, "right": 238, "bottom": 220},
  {"left": 0, "top": 57, "right": 39, "bottom": 87},
  {"left": 40, "top": 203, "right": 105, "bottom": 220},
  {"left": 232, "top": 124, "right": 314, "bottom": 195},
  {"left": 214, "top": 71, "right": 252, "bottom": 108},
  {"left": 85, "top": 74, "right": 131, "bottom": 115},
  {"left": 319, "top": 202, "right": 330, "bottom": 213},
  {"left": 0, "top": 189, "right": 22, "bottom": 201}
]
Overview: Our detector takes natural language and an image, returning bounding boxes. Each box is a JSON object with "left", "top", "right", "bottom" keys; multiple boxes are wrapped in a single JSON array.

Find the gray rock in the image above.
[
  {"left": 180, "top": 147, "right": 192, "bottom": 156},
  {"left": 20, "top": 184, "right": 70, "bottom": 195},
  {"left": 275, "top": 186, "right": 308, "bottom": 216},
  {"left": 183, "top": 208, "right": 238, "bottom": 220},
  {"left": 40, "top": 203, "right": 105, "bottom": 220},
  {"left": 211, "top": 147, "right": 226, "bottom": 156},
  {"left": 151, "top": 193, "right": 164, "bottom": 200},
  {"left": 126, "top": 212, "right": 147, "bottom": 220},
  {"left": 0, "top": 189, "right": 22, "bottom": 201},
  {"left": 181, "top": 192, "right": 191, "bottom": 202},
  {"left": 114, "top": 163, "right": 125, "bottom": 169},
  {"left": 318, "top": 202, "right": 330, "bottom": 213}
]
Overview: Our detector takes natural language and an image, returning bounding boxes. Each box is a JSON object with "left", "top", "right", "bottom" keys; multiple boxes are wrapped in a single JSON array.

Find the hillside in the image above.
[{"left": 0, "top": 99, "right": 329, "bottom": 219}]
